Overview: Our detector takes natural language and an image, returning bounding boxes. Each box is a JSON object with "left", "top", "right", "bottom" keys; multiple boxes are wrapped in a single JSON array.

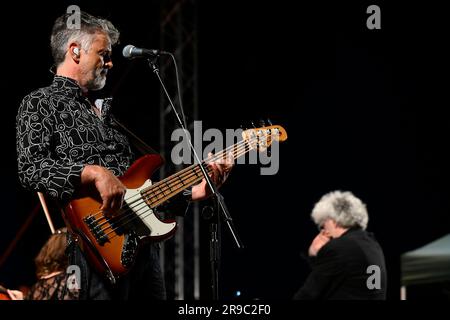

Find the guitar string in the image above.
[
  {"left": 102, "top": 165, "right": 215, "bottom": 239},
  {"left": 95, "top": 164, "right": 212, "bottom": 235},
  {"left": 97, "top": 140, "right": 254, "bottom": 237},
  {"left": 137, "top": 129, "right": 276, "bottom": 201},
  {"left": 88, "top": 131, "right": 269, "bottom": 226},
  {"left": 91, "top": 127, "right": 279, "bottom": 223},
  {"left": 88, "top": 139, "right": 255, "bottom": 236},
  {"left": 102, "top": 143, "right": 255, "bottom": 241},
  {"left": 84, "top": 129, "right": 279, "bottom": 240},
  {"left": 88, "top": 135, "right": 253, "bottom": 231},
  {"left": 91, "top": 129, "right": 278, "bottom": 238},
  {"left": 88, "top": 134, "right": 254, "bottom": 222}
]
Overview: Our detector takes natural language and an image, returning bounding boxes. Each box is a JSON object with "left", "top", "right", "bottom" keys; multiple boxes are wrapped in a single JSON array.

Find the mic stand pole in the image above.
[{"left": 148, "top": 57, "right": 244, "bottom": 300}]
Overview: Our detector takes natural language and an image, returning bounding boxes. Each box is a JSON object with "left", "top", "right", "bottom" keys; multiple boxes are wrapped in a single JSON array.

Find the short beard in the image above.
[{"left": 87, "top": 69, "right": 107, "bottom": 91}]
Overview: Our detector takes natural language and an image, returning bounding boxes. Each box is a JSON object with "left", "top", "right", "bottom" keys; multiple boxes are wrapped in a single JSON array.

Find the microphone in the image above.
[{"left": 122, "top": 45, "right": 168, "bottom": 59}]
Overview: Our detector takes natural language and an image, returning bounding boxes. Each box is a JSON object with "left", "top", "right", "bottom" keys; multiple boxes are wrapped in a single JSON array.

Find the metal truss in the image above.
[{"left": 158, "top": 0, "right": 200, "bottom": 300}]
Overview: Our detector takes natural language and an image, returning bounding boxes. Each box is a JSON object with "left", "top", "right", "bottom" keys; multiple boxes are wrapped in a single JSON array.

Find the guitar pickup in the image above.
[{"left": 83, "top": 214, "right": 109, "bottom": 245}]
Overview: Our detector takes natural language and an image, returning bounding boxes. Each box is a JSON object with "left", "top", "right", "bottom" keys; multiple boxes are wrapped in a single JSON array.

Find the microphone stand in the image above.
[{"left": 147, "top": 57, "right": 244, "bottom": 300}]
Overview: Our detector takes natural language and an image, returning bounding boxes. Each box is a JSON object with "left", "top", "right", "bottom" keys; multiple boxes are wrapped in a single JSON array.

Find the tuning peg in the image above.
[
  {"left": 251, "top": 121, "right": 256, "bottom": 128},
  {"left": 258, "top": 119, "right": 266, "bottom": 127},
  {"left": 267, "top": 118, "right": 272, "bottom": 126}
]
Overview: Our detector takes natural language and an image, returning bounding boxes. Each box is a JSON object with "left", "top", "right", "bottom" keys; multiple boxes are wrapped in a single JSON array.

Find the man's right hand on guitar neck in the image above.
[{"left": 81, "top": 165, "right": 126, "bottom": 216}]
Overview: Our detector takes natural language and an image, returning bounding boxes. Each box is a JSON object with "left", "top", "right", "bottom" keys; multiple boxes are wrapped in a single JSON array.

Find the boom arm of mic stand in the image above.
[{"left": 147, "top": 58, "right": 244, "bottom": 250}]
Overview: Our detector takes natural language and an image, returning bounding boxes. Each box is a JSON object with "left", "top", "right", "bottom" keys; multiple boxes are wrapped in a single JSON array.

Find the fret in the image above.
[
  {"left": 158, "top": 185, "right": 166, "bottom": 197},
  {"left": 165, "top": 181, "right": 172, "bottom": 193},
  {"left": 144, "top": 164, "right": 209, "bottom": 208}
]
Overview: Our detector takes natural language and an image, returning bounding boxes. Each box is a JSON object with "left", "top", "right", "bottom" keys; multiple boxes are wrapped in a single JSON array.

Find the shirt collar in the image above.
[
  {"left": 94, "top": 98, "right": 113, "bottom": 119},
  {"left": 51, "top": 75, "right": 83, "bottom": 98},
  {"left": 51, "top": 75, "right": 114, "bottom": 117},
  {"left": 340, "top": 226, "right": 363, "bottom": 238}
]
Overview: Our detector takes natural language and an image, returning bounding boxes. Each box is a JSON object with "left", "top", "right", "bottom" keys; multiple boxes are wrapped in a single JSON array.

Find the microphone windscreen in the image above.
[{"left": 122, "top": 45, "right": 135, "bottom": 58}]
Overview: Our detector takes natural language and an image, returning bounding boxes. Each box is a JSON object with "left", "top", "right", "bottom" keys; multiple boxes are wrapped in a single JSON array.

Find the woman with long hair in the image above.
[{"left": 25, "top": 227, "right": 79, "bottom": 300}]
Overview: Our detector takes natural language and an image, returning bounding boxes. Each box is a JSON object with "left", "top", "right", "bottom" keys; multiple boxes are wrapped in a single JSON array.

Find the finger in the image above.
[
  {"left": 100, "top": 195, "right": 113, "bottom": 216},
  {"left": 7, "top": 289, "right": 18, "bottom": 300},
  {"left": 120, "top": 190, "right": 126, "bottom": 207},
  {"left": 110, "top": 198, "right": 118, "bottom": 214},
  {"left": 206, "top": 152, "right": 214, "bottom": 168},
  {"left": 322, "top": 230, "right": 331, "bottom": 238},
  {"left": 215, "top": 162, "right": 225, "bottom": 177},
  {"left": 226, "top": 151, "right": 234, "bottom": 167},
  {"left": 223, "top": 154, "right": 233, "bottom": 175},
  {"left": 319, "top": 233, "right": 329, "bottom": 240},
  {"left": 210, "top": 162, "right": 224, "bottom": 183},
  {"left": 216, "top": 153, "right": 227, "bottom": 165},
  {"left": 207, "top": 163, "right": 218, "bottom": 183},
  {"left": 112, "top": 192, "right": 125, "bottom": 212}
]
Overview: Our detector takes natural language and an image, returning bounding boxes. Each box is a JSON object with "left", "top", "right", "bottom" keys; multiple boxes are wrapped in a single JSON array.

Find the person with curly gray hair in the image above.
[{"left": 293, "top": 191, "right": 387, "bottom": 300}]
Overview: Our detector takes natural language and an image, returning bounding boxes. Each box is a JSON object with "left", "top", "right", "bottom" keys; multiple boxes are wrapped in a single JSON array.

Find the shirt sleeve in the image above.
[
  {"left": 16, "top": 94, "right": 85, "bottom": 203},
  {"left": 292, "top": 243, "right": 344, "bottom": 300}
]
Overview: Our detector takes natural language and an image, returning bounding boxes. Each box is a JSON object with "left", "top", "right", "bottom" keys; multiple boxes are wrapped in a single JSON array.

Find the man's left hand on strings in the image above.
[{"left": 191, "top": 152, "right": 234, "bottom": 201}]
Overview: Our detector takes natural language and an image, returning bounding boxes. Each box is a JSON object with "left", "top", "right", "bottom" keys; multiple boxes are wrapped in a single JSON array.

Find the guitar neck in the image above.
[{"left": 141, "top": 139, "right": 253, "bottom": 208}]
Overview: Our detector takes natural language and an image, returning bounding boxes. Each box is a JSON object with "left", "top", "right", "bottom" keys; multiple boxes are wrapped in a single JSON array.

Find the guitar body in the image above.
[{"left": 63, "top": 154, "right": 177, "bottom": 283}]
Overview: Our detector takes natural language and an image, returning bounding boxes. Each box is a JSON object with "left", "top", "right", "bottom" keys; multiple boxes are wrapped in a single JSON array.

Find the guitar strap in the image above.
[{"left": 111, "top": 117, "right": 160, "bottom": 156}]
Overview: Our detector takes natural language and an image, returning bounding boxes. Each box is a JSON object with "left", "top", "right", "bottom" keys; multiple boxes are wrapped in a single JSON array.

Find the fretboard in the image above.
[{"left": 141, "top": 139, "right": 253, "bottom": 207}]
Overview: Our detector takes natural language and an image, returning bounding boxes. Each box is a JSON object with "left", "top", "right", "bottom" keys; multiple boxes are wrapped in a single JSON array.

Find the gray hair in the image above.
[
  {"left": 311, "top": 190, "right": 369, "bottom": 230},
  {"left": 50, "top": 11, "right": 120, "bottom": 66}
]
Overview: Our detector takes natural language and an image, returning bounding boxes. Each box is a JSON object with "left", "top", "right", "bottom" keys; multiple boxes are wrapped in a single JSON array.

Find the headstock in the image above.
[{"left": 242, "top": 124, "right": 287, "bottom": 151}]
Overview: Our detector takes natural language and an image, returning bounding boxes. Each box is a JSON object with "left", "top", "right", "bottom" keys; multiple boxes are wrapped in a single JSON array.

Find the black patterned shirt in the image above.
[{"left": 16, "top": 76, "right": 134, "bottom": 203}]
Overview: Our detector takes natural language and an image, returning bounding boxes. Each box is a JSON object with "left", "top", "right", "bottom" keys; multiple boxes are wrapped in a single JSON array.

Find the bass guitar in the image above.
[{"left": 63, "top": 124, "right": 287, "bottom": 283}]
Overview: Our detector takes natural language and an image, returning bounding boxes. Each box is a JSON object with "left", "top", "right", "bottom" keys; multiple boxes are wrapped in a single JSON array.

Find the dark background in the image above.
[{"left": 1, "top": 0, "right": 449, "bottom": 300}]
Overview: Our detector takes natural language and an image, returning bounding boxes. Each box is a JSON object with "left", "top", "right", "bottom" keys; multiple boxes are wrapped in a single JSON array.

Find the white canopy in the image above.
[{"left": 401, "top": 234, "right": 450, "bottom": 286}]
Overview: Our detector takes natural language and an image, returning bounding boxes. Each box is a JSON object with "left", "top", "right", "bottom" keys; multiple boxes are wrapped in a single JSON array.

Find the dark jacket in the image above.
[{"left": 293, "top": 228, "right": 387, "bottom": 300}]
